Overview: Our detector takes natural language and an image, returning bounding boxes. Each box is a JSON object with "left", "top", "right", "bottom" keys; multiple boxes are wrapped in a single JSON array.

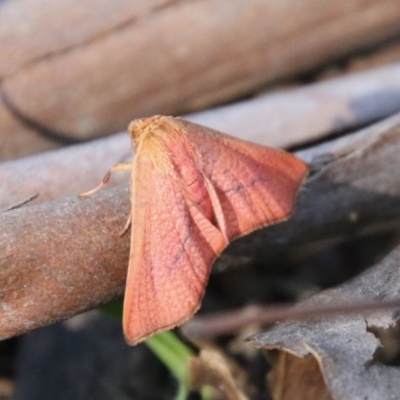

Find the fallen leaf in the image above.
[
  {"left": 267, "top": 351, "right": 333, "bottom": 400},
  {"left": 249, "top": 245, "right": 400, "bottom": 400},
  {"left": 190, "top": 347, "right": 248, "bottom": 400}
]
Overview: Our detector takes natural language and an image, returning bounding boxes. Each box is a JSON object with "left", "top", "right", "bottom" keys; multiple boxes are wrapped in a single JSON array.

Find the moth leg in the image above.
[
  {"left": 79, "top": 162, "right": 132, "bottom": 197},
  {"left": 119, "top": 212, "right": 132, "bottom": 237}
]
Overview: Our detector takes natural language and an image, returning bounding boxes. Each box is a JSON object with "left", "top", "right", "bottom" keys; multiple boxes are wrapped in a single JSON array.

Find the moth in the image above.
[{"left": 82, "top": 116, "right": 308, "bottom": 345}]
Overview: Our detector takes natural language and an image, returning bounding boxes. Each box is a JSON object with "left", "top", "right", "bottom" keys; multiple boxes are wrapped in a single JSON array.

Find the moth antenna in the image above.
[{"left": 79, "top": 162, "right": 132, "bottom": 197}]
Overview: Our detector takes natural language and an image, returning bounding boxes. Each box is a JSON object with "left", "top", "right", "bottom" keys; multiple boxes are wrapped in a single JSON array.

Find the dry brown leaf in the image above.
[
  {"left": 190, "top": 347, "right": 248, "bottom": 400},
  {"left": 267, "top": 351, "right": 333, "bottom": 400},
  {"left": 250, "top": 246, "right": 400, "bottom": 400}
]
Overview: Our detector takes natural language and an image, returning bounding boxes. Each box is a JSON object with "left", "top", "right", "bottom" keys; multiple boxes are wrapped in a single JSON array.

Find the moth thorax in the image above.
[{"left": 128, "top": 116, "right": 163, "bottom": 143}]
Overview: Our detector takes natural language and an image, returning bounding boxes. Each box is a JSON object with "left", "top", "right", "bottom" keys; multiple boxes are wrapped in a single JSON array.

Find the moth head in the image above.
[{"left": 128, "top": 116, "right": 183, "bottom": 172}]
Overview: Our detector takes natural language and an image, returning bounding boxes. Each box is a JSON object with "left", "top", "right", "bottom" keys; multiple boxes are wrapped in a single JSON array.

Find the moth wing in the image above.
[
  {"left": 123, "top": 155, "right": 226, "bottom": 345},
  {"left": 176, "top": 119, "right": 308, "bottom": 240}
]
